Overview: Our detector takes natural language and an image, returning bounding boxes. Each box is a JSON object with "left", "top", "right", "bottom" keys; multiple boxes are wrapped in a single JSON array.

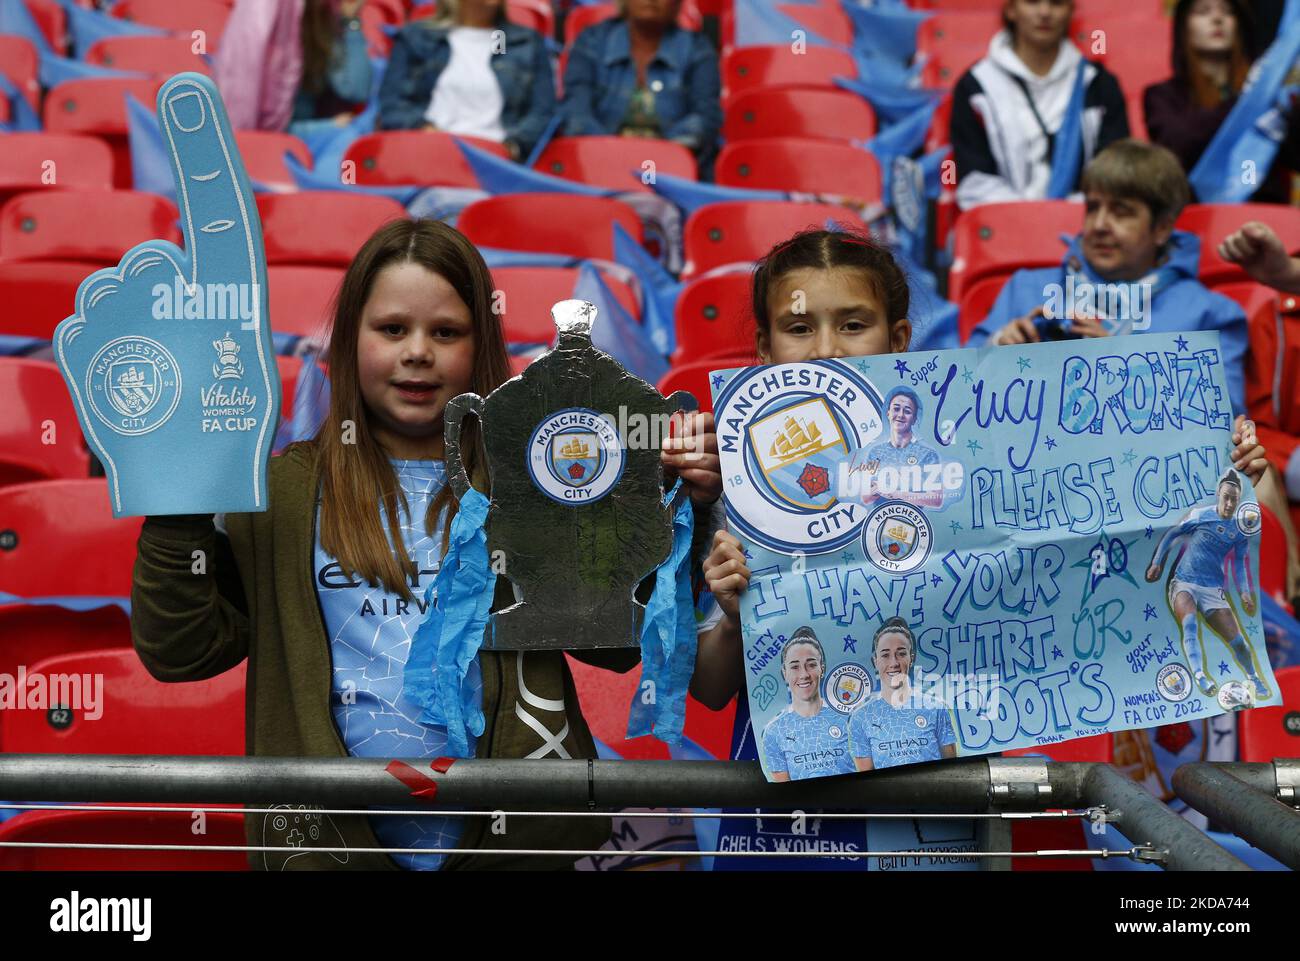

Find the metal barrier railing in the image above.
[
  {"left": 0, "top": 755, "right": 1293, "bottom": 870},
  {"left": 1173, "top": 762, "right": 1300, "bottom": 870}
]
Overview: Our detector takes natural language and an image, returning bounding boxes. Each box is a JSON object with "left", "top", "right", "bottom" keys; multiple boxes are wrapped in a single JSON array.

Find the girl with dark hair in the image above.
[
  {"left": 131, "top": 219, "right": 627, "bottom": 870},
  {"left": 290, "top": 0, "right": 372, "bottom": 134},
  {"left": 691, "top": 228, "right": 914, "bottom": 710},
  {"left": 1143, "top": 0, "right": 1300, "bottom": 203}
]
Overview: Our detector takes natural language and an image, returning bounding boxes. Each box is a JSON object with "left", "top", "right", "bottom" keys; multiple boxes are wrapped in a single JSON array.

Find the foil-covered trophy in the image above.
[{"left": 444, "top": 300, "right": 695, "bottom": 650}]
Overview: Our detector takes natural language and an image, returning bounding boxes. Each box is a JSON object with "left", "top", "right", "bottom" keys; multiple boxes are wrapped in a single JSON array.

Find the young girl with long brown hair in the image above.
[{"left": 132, "top": 219, "right": 663, "bottom": 870}]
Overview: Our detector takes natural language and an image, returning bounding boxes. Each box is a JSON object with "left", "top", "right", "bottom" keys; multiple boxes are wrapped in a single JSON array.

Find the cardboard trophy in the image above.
[
  {"left": 53, "top": 73, "right": 279, "bottom": 517},
  {"left": 444, "top": 300, "right": 695, "bottom": 650}
]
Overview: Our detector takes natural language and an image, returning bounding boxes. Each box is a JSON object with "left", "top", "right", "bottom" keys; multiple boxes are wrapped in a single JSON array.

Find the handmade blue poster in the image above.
[
  {"left": 54, "top": 73, "right": 279, "bottom": 517},
  {"left": 710, "top": 332, "right": 1281, "bottom": 783}
]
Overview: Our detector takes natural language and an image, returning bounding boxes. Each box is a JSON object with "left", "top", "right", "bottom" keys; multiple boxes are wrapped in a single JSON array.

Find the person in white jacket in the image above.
[{"left": 950, "top": 0, "right": 1130, "bottom": 210}]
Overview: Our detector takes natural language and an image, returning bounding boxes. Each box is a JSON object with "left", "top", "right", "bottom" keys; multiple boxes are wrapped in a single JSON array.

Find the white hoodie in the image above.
[{"left": 953, "top": 31, "right": 1126, "bottom": 210}]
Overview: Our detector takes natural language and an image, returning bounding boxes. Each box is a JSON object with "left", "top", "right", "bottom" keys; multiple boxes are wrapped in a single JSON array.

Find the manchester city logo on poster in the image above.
[
  {"left": 526, "top": 407, "right": 625, "bottom": 506},
  {"left": 862, "top": 500, "right": 932, "bottom": 574},
  {"left": 1235, "top": 502, "right": 1262, "bottom": 537},
  {"left": 825, "top": 662, "right": 871, "bottom": 715},
  {"left": 86, "top": 336, "right": 181, "bottom": 436},
  {"left": 715, "top": 360, "right": 884, "bottom": 555}
]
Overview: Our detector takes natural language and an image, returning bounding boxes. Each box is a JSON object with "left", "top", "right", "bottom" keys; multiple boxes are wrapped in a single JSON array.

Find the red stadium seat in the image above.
[
  {"left": 715, "top": 138, "right": 882, "bottom": 202},
  {"left": 234, "top": 131, "right": 312, "bottom": 190},
  {"left": 111, "top": 0, "right": 232, "bottom": 49},
  {"left": 457, "top": 193, "right": 642, "bottom": 260},
  {"left": 0, "top": 189, "right": 179, "bottom": 264},
  {"left": 910, "top": 0, "right": 1002, "bottom": 10},
  {"left": 564, "top": 1, "right": 700, "bottom": 46},
  {"left": 657, "top": 356, "right": 754, "bottom": 415},
  {"left": 256, "top": 192, "right": 406, "bottom": 267},
  {"left": 506, "top": 0, "right": 555, "bottom": 36},
  {"left": 0, "top": 358, "right": 90, "bottom": 485},
  {"left": 682, "top": 200, "right": 864, "bottom": 278},
  {"left": 0, "top": 646, "right": 245, "bottom": 756},
  {"left": 21, "top": 0, "right": 66, "bottom": 55},
  {"left": 957, "top": 272, "right": 1009, "bottom": 343},
  {"left": 0, "top": 607, "right": 132, "bottom": 732},
  {"left": 720, "top": 45, "right": 858, "bottom": 103},
  {"left": 1258, "top": 504, "right": 1288, "bottom": 604},
  {"left": 0, "top": 35, "right": 40, "bottom": 110},
  {"left": 918, "top": 41, "right": 985, "bottom": 90},
  {"left": 342, "top": 131, "right": 509, "bottom": 188},
  {"left": 672, "top": 272, "right": 756, "bottom": 365},
  {"left": 41, "top": 77, "right": 165, "bottom": 188},
  {"left": 1071, "top": 14, "right": 1171, "bottom": 85},
  {"left": 1239, "top": 665, "right": 1300, "bottom": 761},
  {"left": 916, "top": 12, "right": 1002, "bottom": 64},
  {"left": 775, "top": 3, "right": 853, "bottom": 46},
  {"left": 1176, "top": 204, "right": 1300, "bottom": 287},
  {"left": 0, "top": 808, "right": 250, "bottom": 871},
  {"left": 722, "top": 87, "right": 876, "bottom": 143},
  {"left": 367, "top": 0, "right": 405, "bottom": 26},
  {"left": 925, "top": 94, "right": 953, "bottom": 154},
  {"left": 0, "top": 134, "right": 114, "bottom": 206},
  {"left": 85, "top": 34, "right": 212, "bottom": 76},
  {"left": 490, "top": 266, "right": 639, "bottom": 344},
  {"left": 532, "top": 136, "right": 697, "bottom": 192},
  {"left": 948, "top": 200, "right": 1082, "bottom": 301},
  {"left": 0, "top": 260, "right": 90, "bottom": 339},
  {"left": 266, "top": 265, "right": 344, "bottom": 338},
  {"left": 0, "top": 480, "right": 142, "bottom": 598},
  {"left": 1127, "top": 93, "right": 1147, "bottom": 141}
]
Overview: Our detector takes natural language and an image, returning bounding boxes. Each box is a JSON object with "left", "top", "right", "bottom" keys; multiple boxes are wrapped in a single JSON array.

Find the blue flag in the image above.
[
  {"left": 649, "top": 170, "right": 788, "bottom": 217},
  {"left": 575, "top": 260, "right": 668, "bottom": 385},
  {"left": 1188, "top": 2, "right": 1300, "bottom": 203},
  {"left": 0, "top": 73, "right": 41, "bottom": 131},
  {"left": 836, "top": 75, "right": 940, "bottom": 126},
  {"left": 841, "top": 0, "right": 930, "bottom": 61},
  {"left": 1047, "top": 61, "right": 1087, "bottom": 199},
  {"left": 734, "top": 0, "right": 838, "bottom": 49},
  {"left": 0, "top": 0, "right": 52, "bottom": 55},
  {"left": 39, "top": 53, "right": 145, "bottom": 88},
  {"left": 613, "top": 221, "right": 680, "bottom": 357},
  {"left": 455, "top": 137, "right": 610, "bottom": 197},
  {"left": 126, "top": 92, "right": 174, "bottom": 201},
  {"left": 57, "top": 0, "right": 167, "bottom": 57}
]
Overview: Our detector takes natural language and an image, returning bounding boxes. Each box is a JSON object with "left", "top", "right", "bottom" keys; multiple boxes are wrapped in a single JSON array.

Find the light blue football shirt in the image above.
[{"left": 314, "top": 459, "right": 483, "bottom": 870}]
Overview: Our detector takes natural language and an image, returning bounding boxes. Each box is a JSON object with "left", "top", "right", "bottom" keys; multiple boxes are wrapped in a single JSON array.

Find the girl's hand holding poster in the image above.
[{"left": 711, "top": 332, "right": 1281, "bottom": 782}]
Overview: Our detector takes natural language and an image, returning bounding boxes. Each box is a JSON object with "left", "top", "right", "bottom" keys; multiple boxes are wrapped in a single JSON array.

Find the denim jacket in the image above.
[
  {"left": 562, "top": 19, "right": 721, "bottom": 167},
  {"left": 377, "top": 20, "right": 556, "bottom": 158}
]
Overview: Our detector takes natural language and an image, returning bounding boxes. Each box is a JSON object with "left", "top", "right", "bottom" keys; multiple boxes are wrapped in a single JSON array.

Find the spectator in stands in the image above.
[
  {"left": 289, "top": 0, "right": 372, "bottom": 137},
  {"left": 1220, "top": 220, "right": 1300, "bottom": 597},
  {"left": 561, "top": 0, "right": 722, "bottom": 178},
  {"left": 377, "top": 0, "right": 555, "bottom": 161},
  {"left": 212, "top": 0, "right": 309, "bottom": 131},
  {"left": 969, "top": 140, "right": 1252, "bottom": 413},
  {"left": 951, "top": 0, "right": 1129, "bottom": 211},
  {"left": 1144, "top": 0, "right": 1299, "bottom": 204},
  {"left": 214, "top": 0, "right": 370, "bottom": 133}
]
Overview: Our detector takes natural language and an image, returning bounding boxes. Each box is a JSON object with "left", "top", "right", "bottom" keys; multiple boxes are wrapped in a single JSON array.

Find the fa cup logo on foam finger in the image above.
[{"left": 53, "top": 73, "right": 279, "bottom": 518}]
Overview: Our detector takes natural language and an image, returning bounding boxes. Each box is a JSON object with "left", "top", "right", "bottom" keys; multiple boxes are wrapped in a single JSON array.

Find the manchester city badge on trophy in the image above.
[
  {"left": 52, "top": 73, "right": 279, "bottom": 518},
  {"left": 444, "top": 300, "right": 695, "bottom": 650}
]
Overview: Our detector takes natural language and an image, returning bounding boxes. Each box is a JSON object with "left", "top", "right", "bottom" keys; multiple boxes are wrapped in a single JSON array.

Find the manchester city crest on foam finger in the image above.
[
  {"left": 52, "top": 73, "right": 279, "bottom": 518},
  {"left": 713, "top": 359, "right": 886, "bottom": 555}
]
